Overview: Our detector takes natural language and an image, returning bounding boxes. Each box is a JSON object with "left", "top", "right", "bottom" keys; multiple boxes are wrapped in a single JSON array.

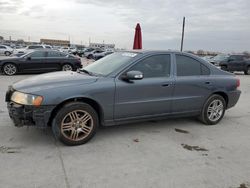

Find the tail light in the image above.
[{"left": 236, "top": 78, "right": 240, "bottom": 88}]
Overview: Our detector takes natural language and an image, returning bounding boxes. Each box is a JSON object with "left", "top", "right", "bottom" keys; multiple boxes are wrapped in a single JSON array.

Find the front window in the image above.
[
  {"left": 128, "top": 54, "right": 171, "bottom": 78},
  {"left": 28, "top": 51, "right": 46, "bottom": 58},
  {"left": 47, "top": 51, "right": 62, "bottom": 57},
  {"left": 83, "top": 52, "right": 138, "bottom": 76}
]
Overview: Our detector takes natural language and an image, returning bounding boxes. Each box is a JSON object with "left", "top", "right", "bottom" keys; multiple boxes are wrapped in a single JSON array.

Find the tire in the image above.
[
  {"left": 199, "top": 94, "right": 226, "bottom": 125},
  {"left": 244, "top": 67, "right": 250, "bottom": 75},
  {"left": 62, "top": 64, "right": 73, "bottom": 71},
  {"left": 87, "top": 54, "right": 93, "bottom": 59},
  {"left": 4, "top": 51, "right": 11, "bottom": 56},
  {"left": 220, "top": 65, "right": 227, "bottom": 71},
  {"left": 52, "top": 102, "right": 99, "bottom": 146},
  {"left": 3, "top": 63, "right": 17, "bottom": 75}
]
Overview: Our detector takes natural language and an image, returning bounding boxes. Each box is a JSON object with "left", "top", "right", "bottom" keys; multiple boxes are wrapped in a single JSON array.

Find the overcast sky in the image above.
[{"left": 0, "top": 0, "right": 250, "bottom": 52}]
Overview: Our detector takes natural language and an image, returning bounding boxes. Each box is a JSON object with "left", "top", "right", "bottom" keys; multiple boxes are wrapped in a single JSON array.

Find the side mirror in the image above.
[
  {"left": 27, "top": 56, "right": 31, "bottom": 60},
  {"left": 122, "top": 71, "right": 143, "bottom": 81},
  {"left": 228, "top": 58, "right": 233, "bottom": 62}
]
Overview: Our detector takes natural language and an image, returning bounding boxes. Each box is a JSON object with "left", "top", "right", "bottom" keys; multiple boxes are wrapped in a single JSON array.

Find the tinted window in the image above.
[
  {"left": 0, "top": 46, "right": 6, "bottom": 49},
  {"left": 176, "top": 55, "right": 204, "bottom": 76},
  {"left": 48, "top": 51, "right": 62, "bottom": 57},
  {"left": 230, "top": 55, "right": 243, "bottom": 61},
  {"left": 28, "top": 46, "right": 43, "bottom": 49},
  {"left": 45, "top": 46, "right": 51, "bottom": 49},
  {"left": 30, "top": 51, "right": 45, "bottom": 58},
  {"left": 129, "top": 54, "right": 171, "bottom": 78}
]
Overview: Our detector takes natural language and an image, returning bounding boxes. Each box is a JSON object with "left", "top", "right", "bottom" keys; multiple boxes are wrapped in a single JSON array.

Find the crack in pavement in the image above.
[{"left": 54, "top": 139, "right": 70, "bottom": 188}]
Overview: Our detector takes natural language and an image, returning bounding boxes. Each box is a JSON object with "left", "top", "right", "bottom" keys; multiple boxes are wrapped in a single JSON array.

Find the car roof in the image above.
[{"left": 120, "top": 49, "right": 196, "bottom": 56}]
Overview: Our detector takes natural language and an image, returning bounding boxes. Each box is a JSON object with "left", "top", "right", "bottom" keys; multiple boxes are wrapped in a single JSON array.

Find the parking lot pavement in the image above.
[{"left": 0, "top": 73, "right": 250, "bottom": 188}]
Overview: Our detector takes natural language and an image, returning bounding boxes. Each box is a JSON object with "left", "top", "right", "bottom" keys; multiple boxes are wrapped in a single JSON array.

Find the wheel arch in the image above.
[
  {"left": 61, "top": 62, "right": 75, "bottom": 70},
  {"left": 2, "top": 62, "right": 19, "bottom": 72},
  {"left": 48, "top": 97, "right": 104, "bottom": 127},
  {"left": 211, "top": 91, "right": 229, "bottom": 108}
]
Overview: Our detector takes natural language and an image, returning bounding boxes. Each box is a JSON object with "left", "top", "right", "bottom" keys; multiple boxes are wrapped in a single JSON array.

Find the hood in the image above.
[
  {"left": 0, "top": 56, "right": 22, "bottom": 62},
  {"left": 12, "top": 71, "right": 98, "bottom": 93}
]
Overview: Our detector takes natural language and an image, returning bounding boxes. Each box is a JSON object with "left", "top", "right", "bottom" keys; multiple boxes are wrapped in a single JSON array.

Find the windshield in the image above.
[
  {"left": 83, "top": 52, "right": 138, "bottom": 76},
  {"left": 20, "top": 51, "right": 33, "bottom": 58}
]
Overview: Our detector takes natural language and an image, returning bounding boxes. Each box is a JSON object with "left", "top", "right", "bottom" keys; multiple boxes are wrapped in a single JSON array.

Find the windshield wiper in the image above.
[
  {"left": 79, "top": 69, "right": 92, "bottom": 75},
  {"left": 78, "top": 69, "right": 104, "bottom": 77}
]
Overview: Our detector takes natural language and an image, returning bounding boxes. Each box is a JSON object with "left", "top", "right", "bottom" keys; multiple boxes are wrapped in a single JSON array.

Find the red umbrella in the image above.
[{"left": 133, "top": 23, "right": 142, "bottom": 49}]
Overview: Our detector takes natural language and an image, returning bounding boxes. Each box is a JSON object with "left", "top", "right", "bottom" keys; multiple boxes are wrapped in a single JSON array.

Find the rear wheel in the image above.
[
  {"left": 3, "top": 63, "right": 17, "bottom": 75},
  {"left": 62, "top": 64, "right": 73, "bottom": 71},
  {"left": 5, "top": 51, "right": 11, "bottom": 56},
  {"left": 244, "top": 67, "right": 250, "bottom": 75},
  {"left": 52, "top": 102, "right": 99, "bottom": 145},
  {"left": 199, "top": 94, "right": 226, "bottom": 125}
]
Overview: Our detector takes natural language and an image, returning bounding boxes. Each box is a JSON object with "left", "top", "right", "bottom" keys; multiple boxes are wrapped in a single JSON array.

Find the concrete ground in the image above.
[{"left": 0, "top": 67, "right": 249, "bottom": 187}]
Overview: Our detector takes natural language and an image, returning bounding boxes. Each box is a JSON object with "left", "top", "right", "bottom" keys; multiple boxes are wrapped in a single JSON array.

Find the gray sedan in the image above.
[{"left": 6, "top": 50, "right": 241, "bottom": 145}]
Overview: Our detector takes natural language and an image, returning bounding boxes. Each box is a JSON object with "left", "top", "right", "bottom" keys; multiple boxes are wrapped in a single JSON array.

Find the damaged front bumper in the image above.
[{"left": 7, "top": 102, "right": 55, "bottom": 128}]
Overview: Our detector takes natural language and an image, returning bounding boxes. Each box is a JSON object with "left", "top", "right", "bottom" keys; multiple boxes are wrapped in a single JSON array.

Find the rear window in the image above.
[
  {"left": 28, "top": 46, "right": 43, "bottom": 49},
  {"left": 176, "top": 55, "right": 210, "bottom": 76}
]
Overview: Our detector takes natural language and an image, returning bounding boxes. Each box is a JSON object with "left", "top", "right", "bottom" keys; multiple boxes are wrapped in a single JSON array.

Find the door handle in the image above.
[
  {"left": 161, "top": 83, "right": 170, "bottom": 87},
  {"left": 205, "top": 81, "right": 210, "bottom": 85}
]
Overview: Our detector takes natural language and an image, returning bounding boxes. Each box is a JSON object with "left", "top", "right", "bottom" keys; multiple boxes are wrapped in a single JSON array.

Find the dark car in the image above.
[
  {"left": 6, "top": 50, "right": 241, "bottom": 145},
  {"left": 219, "top": 55, "right": 250, "bottom": 75},
  {"left": 209, "top": 54, "right": 229, "bottom": 66},
  {"left": 0, "top": 50, "right": 82, "bottom": 75}
]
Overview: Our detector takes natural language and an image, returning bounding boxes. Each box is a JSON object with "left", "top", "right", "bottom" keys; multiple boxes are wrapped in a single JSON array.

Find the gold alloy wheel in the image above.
[{"left": 60, "top": 110, "right": 93, "bottom": 141}]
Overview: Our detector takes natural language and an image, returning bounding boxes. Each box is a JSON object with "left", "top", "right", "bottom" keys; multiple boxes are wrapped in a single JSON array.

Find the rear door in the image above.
[
  {"left": 172, "top": 54, "right": 212, "bottom": 113},
  {"left": 114, "top": 54, "right": 174, "bottom": 120},
  {"left": 44, "top": 51, "right": 65, "bottom": 71}
]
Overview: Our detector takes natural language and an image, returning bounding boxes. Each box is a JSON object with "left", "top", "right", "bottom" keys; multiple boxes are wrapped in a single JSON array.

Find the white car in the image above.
[
  {"left": 13, "top": 45, "right": 52, "bottom": 56},
  {"left": 59, "top": 47, "right": 77, "bottom": 54},
  {"left": 0, "top": 45, "right": 14, "bottom": 56},
  {"left": 93, "top": 50, "right": 114, "bottom": 60}
]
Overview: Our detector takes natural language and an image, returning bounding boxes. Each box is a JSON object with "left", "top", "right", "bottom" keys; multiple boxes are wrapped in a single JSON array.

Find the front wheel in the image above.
[
  {"left": 3, "top": 63, "right": 17, "bottom": 75},
  {"left": 52, "top": 102, "right": 99, "bottom": 145},
  {"left": 62, "top": 64, "right": 73, "bottom": 71},
  {"left": 199, "top": 94, "right": 226, "bottom": 125}
]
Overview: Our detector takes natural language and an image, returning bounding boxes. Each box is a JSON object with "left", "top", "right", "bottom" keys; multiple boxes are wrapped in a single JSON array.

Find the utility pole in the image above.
[{"left": 180, "top": 17, "right": 185, "bottom": 52}]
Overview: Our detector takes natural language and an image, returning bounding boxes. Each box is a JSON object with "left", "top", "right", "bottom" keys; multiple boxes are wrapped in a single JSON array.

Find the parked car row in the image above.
[
  {"left": 13, "top": 45, "right": 52, "bottom": 56},
  {"left": 0, "top": 50, "right": 82, "bottom": 75}
]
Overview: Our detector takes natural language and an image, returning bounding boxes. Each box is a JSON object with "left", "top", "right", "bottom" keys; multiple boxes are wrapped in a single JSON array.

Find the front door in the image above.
[
  {"left": 114, "top": 54, "right": 174, "bottom": 120},
  {"left": 21, "top": 51, "right": 46, "bottom": 72}
]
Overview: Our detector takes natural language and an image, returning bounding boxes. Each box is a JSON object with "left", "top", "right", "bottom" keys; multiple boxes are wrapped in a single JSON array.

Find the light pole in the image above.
[{"left": 180, "top": 17, "right": 185, "bottom": 52}]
